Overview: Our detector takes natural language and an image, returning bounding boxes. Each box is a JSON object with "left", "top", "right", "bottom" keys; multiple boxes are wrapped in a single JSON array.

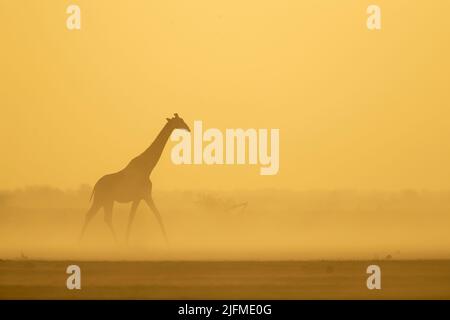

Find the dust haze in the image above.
[{"left": 1, "top": 186, "right": 449, "bottom": 261}]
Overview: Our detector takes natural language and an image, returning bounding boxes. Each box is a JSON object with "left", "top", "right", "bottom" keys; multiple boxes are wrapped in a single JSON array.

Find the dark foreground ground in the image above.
[{"left": 0, "top": 260, "right": 449, "bottom": 299}]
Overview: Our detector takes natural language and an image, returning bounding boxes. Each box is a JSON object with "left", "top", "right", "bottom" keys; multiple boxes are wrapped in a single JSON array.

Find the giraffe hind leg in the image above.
[
  {"left": 104, "top": 202, "right": 118, "bottom": 243},
  {"left": 79, "top": 201, "right": 102, "bottom": 241}
]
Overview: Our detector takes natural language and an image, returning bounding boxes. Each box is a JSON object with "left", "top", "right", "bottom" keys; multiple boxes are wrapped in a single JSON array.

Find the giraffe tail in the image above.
[
  {"left": 89, "top": 183, "right": 97, "bottom": 202},
  {"left": 89, "top": 177, "right": 105, "bottom": 202}
]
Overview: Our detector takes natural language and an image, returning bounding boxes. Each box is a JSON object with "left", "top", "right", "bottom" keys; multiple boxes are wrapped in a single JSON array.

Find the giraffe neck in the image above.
[{"left": 132, "top": 122, "right": 174, "bottom": 176}]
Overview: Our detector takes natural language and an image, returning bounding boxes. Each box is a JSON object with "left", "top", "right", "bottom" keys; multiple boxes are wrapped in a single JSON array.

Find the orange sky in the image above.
[{"left": 1, "top": 1, "right": 450, "bottom": 191}]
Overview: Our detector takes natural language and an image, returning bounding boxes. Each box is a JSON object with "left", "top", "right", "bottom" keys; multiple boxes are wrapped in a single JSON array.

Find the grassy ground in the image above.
[{"left": 1, "top": 260, "right": 450, "bottom": 299}]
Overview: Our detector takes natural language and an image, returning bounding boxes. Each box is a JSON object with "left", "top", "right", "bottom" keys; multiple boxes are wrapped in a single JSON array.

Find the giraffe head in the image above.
[{"left": 167, "top": 113, "right": 191, "bottom": 132}]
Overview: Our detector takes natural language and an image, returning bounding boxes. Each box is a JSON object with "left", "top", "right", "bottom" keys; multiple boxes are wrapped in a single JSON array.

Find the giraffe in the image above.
[{"left": 79, "top": 113, "right": 191, "bottom": 243}]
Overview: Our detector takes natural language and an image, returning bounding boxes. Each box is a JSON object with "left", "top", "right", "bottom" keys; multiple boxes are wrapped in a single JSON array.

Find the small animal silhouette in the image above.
[
  {"left": 195, "top": 193, "right": 248, "bottom": 214},
  {"left": 79, "top": 113, "right": 191, "bottom": 243}
]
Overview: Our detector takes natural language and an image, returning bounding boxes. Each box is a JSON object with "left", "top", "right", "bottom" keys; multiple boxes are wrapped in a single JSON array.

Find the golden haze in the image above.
[
  {"left": 1, "top": 1, "right": 450, "bottom": 190},
  {"left": 0, "top": 1, "right": 450, "bottom": 262}
]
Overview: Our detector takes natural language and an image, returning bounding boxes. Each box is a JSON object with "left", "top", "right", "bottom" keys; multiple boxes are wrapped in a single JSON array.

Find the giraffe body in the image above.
[{"left": 92, "top": 169, "right": 152, "bottom": 204}]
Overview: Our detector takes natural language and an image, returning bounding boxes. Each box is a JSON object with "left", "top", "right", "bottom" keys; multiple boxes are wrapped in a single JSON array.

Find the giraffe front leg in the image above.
[
  {"left": 145, "top": 197, "right": 169, "bottom": 245},
  {"left": 126, "top": 200, "right": 141, "bottom": 244}
]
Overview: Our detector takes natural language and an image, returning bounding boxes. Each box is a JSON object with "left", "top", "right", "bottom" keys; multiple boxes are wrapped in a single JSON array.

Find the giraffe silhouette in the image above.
[{"left": 79, "top": 113, "right": 190, "bottom": 243}]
